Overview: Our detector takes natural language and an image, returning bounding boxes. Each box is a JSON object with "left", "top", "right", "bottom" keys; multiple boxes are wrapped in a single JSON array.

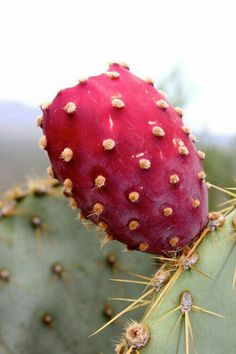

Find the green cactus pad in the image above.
[{"left": 0, "top": 179, "right": 154, "bottom": 354}]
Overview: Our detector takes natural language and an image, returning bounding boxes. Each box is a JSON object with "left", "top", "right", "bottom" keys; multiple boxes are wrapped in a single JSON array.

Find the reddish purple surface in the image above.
[{"left": 42, "top": 64, "right": 208, "bottom": 254}]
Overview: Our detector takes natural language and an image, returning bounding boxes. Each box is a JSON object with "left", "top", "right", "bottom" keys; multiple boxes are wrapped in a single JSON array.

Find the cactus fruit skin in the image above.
[
  {"left": 0, "top": 180, "right": 154, "bottom": 354},
  {"left": 39, "top": 63, "right": 208, "bottom": 254},
  {"left": 118, "top": 209, "right": 236, "bottom": 354}
]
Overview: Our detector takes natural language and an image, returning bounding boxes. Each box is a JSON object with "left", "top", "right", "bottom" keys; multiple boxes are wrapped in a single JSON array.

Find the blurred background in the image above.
[{"left": 0, "top": 0, "right": 236, "bottom": 209}]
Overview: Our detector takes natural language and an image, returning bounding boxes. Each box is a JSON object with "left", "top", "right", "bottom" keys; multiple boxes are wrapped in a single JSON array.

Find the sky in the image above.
[{"left": 0, "top": 0, "right": 235, "bottom": 135}]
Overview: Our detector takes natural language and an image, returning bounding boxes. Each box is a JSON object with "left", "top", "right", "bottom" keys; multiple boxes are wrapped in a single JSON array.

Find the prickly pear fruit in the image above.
[
  {"left": 0, "top": 179, "right": 154, "bottom": 354},
  {"left": 39, "top": 63, "right": 208, "bottom": 254}
]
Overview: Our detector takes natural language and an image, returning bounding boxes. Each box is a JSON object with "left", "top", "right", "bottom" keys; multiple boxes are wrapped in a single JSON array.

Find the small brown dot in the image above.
[
  {"left": 189, "top": 134, "right": 197, "bottom": 142},
  {"left": 93, "top": 202, "right": 104, "bottom": 215},
  {"left": 69, "top": 197, "right": 78, "bottom": 209},
  {"left": 139, "top": 158, "right": 151, "bottom": 169},
  {"left": 36, "top": 115, "right": 44, "bottom": 127},
  {"left": 95, "top": 175, "right": 106, "bottom": 189},
  {"left": 192, "top": 199, "right": 200, "bottom": 208},
  {"left": 152, "top": 126, "right": 165, "bottom": 137},
  {"left": 39, "top": 135, "right": 47, "bottom": 150},
  {"left": 105, "top": 71, "right": 120, "bottom": 79},
  {"left": 178, "top": 145, "right": 189, "bottom": 156},
  {"left": 64, "top": 102, "right": 76, "bottom": 114},
  {"left": 51, "top": 262, "right": 64, "bottom": 277},
  {"left": 31, "top": 215, "right": 42, "bottom": 228},
  {"left": 103, "top": 138, "right": 116, "bottom": 150},
  {"left": 156, "top": 99, "right": 169, "bottom": 109},
  {"left": 198, "top": 171, "right": 206, "bottom": 180},
  {"left": 158, "top": 90, "right": 168, "bottom": 99},
  {"left": 106, "top": 253, "right": 117, "bottom": 267},
  {"left": 139, "top": 242, "right": 149, "bottom": 252},
  {"left": 103, "top": 303, "right": 115, "bottom": 319},
  {"left": 182, "top": 126, "right": 191, "bottom": 135},
  {"left": 63, "top": 178, "right": 73, "bottom": 194},
  {"left": 169, "top": 174, "right": 180, "bottom": 185},
  {"left": 0, "top": 268, "right": 10, "bottom": 282},
  {"left": 169, "top": 236, "right": 179, "bottom": 247},
  {"left": 128, "top": 220, "right": 140, "bottom": 231},
  {"left": 47, "top": 166, "right": 55, "bottom": 179},
  {"left": 128, "top": 191, "right": 140, "bottom": 203},
  {"left": 60, "top": 148, "right": 73, "bottom": 162},
  {"left": 144, "top": 77, "right": 155, "bottom": 85},
  {"left": 175, "top": 107, "right": 184, "bottom": 116},
  {"left": 197, "top": 150, "right": 205, "bottom": 160},
  {"left": 112, "top": 97, "right": 125, "bottom": 109},
  {"left": 163, "top": 207, "right": 173, "bottom": 216},
  {"left": 42, "top": 313, "right": 54, "bottom": 327}
]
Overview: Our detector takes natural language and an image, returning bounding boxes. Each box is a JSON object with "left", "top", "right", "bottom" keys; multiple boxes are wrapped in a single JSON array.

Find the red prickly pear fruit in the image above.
[{"left": 39, "top": 63, "right": 208, "bottom": 254}]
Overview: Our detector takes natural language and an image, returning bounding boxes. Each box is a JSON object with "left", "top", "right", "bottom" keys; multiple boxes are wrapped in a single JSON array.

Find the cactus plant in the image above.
[
  {"left": 36, "top": 62, "right": 236, "bottom": 353},
  {"left": 38, "top": 62, "right": 208, "bottom": 254},
  {"left": 0, "top": 179, "right": 155, "bottom": 354}
]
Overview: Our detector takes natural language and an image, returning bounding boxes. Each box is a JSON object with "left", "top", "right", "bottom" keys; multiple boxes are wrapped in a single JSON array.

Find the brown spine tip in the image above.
[
  {"left": 192, "top": 199, "right": 200, "bottom": 208},
  {"left": 128, "top": 220, "right": 140, "bottom": 231},
  {"left": 64, "top": 102, "right": 76, "bottom": 114},
  {"left": 63, "top": 178, "right": 73, "bottom": 194},
  {"left": 103, "top": 138, "right": 116, "bottom": 150},
  {"left": 115, "top": 342, "right": 126, "bottom": 354},
  {"left": 197, "top": 150, "right": 206, "bottom": 160},
  {"left": 163, "top": 207, "right": 173, "bottom": 216},
  {"left": 178, "top": 145, "right": 189, "bottom": 156},
  {"left": 182, "top": 126, "right": 191, "bottom": 135},
  {"left": 189, "top": 134, "right": 197, "bottom": 142},
  {"left": 139, "top": 242, "right": 149, "bottom": 252},
  {"left": 175, "top": 106, "right": 184, "bottom": 116},
  {"left": 152, "top": 126, "right": 165, "bottom": 137},
  {"left": 128, "top": 191, "right": 140, "bottom": 203},
  {"left": 125, "top": 321, "right": 149, "bottom": 349},
  {"left": 40, "top": 101, "right": 51, "bottom": 111},
  {"left": 169, "top": 174, "right": 180, "bottom": 185},
  {"left": 93, "top": 202, "right": 104, "bottom": 215},
  {"left": 111, "top": 97, "right": 125, "bottom": 109},
  {"left": 232, "top": 215, "right": 236, "bottom": 229},
  {"left": 105, "top": 71, "right": 120, "bottom": 79},
  {"left": 39, "top": 135, "right": 47, "bottom": 150},
  {"left": 144, "top": 77, "right": 155, "bottom": 85},
  {"left": 156, "top": 99, "right": 169, "bottom": 109},
  {"left": 60, "top": 148, "right": 73, "bottom": 162},
  {"left": 69, "top": 197, "right": 78, "bottom": 209},
  {"left": 198, "top": 171, "right": 206, "bottom": 180},
  {"left": 139, "top": 158, "right": 151, "bottom": 169},
  {"left": 168, "top": 236, "right": 179, "bottom": 248},
  {"left": 36, "top": 115, "right": 44, "bottom": 127},
  {"left": 95, "top": 175, "right": 106, "bottom": 188},
  {"left": 78, "top": 76, "right": 88, "bottom": 84},
  {"left": 158, "top": 90, "right": 168, "bottom": 99},
  {"left": 47, "top": 166, "right": 55, "bottom": 179}
]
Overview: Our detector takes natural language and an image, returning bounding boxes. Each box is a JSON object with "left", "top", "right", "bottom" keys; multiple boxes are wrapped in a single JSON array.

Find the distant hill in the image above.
[
  {"left": 0, "top": 101, "right": 48, "bottom": 193},
  {"left": 0, "top": 100, "right": 41, "bottom": 137}
]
